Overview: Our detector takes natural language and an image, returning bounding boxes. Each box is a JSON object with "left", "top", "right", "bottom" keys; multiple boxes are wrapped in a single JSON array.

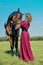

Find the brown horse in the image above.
[{"left": 4, "top": 8, "right": 22, "bottom": 56}]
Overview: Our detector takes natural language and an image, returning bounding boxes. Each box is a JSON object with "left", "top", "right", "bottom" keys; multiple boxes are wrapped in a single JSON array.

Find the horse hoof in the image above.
[
  {"left": 11, "top": 53, "right": 14, "bottom": 56},
  {"left": 11, "top": 50, "right": 14, "bottom": 56},
  {"left": 16, "top": 52, "right": 19, "bottom": 56}
]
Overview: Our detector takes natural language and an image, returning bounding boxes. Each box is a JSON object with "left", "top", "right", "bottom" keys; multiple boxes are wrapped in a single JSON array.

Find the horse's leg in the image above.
[
  {"left": 8, "top": 36, "right": 14, "bottom": 55},
  {"left": 12, "top": 36, "right": 14, "bottom": 51},
  {"left": 15, "top": 36, "right": 19, "bottom": 55}
]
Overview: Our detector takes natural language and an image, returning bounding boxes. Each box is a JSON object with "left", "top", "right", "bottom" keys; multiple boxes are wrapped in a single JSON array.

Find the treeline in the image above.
[
  {"left": 0, "top": 36, "right": 8, "bottom": 42},
  {"left": 0, "top": 36, "right": 43, "bottom": 42},
  {"left": 30, "top": 36, "right": 43, "bottom": 41}
]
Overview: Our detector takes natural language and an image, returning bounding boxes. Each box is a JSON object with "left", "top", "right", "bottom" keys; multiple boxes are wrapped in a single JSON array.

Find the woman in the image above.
[{"left": 16, "top": 13, "right": 34, "bottom": 61}]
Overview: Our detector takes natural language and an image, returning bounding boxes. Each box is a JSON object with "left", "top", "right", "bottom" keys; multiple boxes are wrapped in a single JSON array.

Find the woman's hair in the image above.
[{"left": 25, "top": 13, "right": 32, "bottom": 22}]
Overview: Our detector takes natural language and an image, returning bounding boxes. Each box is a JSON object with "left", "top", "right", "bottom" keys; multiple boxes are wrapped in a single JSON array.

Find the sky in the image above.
[{"left": 0, "top": 0, "right": 43, "bottom": 37}]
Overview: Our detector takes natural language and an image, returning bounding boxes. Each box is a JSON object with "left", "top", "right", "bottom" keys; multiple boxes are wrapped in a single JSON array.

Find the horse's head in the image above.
[
  {"left": 17, "top": 8, "right": 23, "bottom": 20},
  {"left": 11, "top": 8, "right": 23, "bottom": 23}
]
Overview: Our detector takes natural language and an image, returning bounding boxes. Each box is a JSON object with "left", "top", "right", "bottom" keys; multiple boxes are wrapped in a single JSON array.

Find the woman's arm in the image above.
[
  {"left": 15, "top": 24, "right": 20, "bottom": 30},
  {"left": 15, "top": 19, "right": 21, "bottom": 30}
]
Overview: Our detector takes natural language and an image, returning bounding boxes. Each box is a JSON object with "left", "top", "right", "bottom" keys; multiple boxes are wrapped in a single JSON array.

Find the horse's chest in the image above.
[
  {"left": 12, "top": 23, "right": 16, "bottom": 33},
  {"left": 9, "top": 22, "right": 16, "bottom": 33}
]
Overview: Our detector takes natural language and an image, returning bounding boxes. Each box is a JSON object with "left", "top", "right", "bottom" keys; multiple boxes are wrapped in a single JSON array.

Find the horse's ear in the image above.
[{"left": 18, "top": 8, "right": 20, "bottom": 12}]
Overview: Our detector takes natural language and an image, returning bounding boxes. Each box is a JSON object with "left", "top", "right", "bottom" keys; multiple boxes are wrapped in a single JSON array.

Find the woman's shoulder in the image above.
[
  {"left": 21, "top": 20, "right": 26, "bottom": 23},
  {"left": 22, "top": 20, "right": 26, "bottom": 22}
]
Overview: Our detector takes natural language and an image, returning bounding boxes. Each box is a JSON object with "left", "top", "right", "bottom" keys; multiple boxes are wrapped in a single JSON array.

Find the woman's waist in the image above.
[{"left": 22, "top": 29, "right": 28, "bottom": 31}]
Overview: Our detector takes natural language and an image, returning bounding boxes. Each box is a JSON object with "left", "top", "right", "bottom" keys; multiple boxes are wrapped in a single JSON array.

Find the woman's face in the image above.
[{"left": 25, "top": 14, "right": 31, "bottom": 22}]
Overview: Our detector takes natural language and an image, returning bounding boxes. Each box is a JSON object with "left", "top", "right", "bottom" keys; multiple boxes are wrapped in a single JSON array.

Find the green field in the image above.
[{"left": 0, "top": 41, "right": 43, "bottom": 65}]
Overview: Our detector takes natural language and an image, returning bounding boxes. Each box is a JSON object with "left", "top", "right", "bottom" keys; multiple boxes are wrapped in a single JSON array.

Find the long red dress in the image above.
[{"left": 20, "top": 20, "right": 34, "bottom": 62}]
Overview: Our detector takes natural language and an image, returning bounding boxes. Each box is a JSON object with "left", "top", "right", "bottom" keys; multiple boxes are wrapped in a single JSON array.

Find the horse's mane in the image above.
[{"left": 7, "top": 11, "right": 17, "bottom": 23}]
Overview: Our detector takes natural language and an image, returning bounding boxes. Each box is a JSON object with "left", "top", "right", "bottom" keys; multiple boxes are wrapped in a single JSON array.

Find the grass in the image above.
[{"left": 0, "top": 41, "right": 43, "bottom": 65}]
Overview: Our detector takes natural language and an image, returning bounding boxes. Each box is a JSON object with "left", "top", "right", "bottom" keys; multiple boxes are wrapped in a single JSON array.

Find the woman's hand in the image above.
[{"left": 15, "top": 24, "right": 20, "bottom": 30}]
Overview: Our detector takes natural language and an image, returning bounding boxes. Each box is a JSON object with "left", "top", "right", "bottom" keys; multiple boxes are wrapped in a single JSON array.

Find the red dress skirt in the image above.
[{"left": 20, "top": 21, "right": 34, "bottom": 62}]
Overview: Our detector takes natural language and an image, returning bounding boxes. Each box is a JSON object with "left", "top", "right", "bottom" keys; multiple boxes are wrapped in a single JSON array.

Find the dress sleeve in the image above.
[{"left": 20, "top": 21, "right": 25, "bottom": 28}]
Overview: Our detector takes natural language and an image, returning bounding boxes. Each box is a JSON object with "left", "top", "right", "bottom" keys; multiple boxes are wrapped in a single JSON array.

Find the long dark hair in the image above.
[{"left": 7, "top": 8, "right": 22, "bottom": 23}]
